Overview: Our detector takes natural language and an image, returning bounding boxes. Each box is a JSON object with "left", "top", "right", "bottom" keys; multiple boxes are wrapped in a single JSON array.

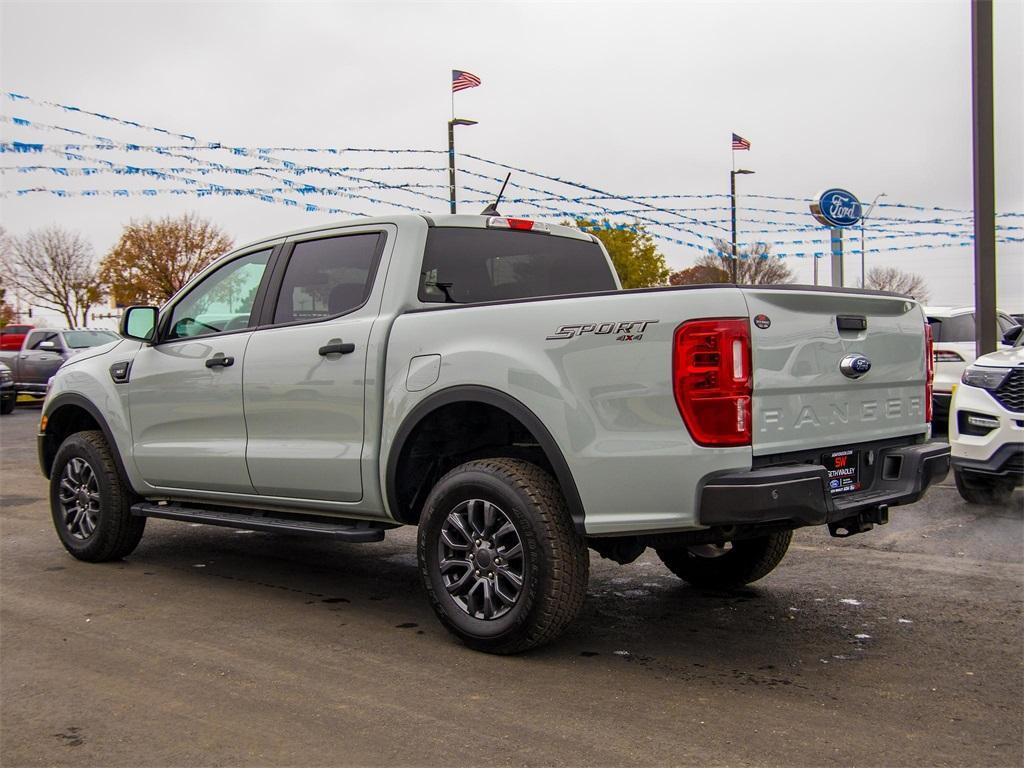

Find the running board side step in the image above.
[{"left": 131, "top": 503, "right": 387, "bottom": 542}]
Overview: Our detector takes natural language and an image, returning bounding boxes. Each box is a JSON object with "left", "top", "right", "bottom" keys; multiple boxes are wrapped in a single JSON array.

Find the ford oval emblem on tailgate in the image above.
[{"left": 840, "top": 354, "right": 872, "bottom": 379}]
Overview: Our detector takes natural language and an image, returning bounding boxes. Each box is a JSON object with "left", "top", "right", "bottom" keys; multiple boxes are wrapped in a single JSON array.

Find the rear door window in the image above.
[
  {"left": 419, "top": 228, "right": 616, "bottom": 304},
  {"left": 272, "top": 233, "right": 382, "bottom": 325}
]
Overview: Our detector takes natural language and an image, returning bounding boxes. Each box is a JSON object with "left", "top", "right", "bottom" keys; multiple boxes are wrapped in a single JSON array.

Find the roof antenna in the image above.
[{"left": 481, "top": 172, "right": 511, "bottom": 216}]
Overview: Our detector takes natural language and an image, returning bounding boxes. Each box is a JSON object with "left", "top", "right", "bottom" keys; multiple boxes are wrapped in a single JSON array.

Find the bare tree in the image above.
[
  {"left": 700, "top": 239, "right": 795, "bottom": 285},
  {"left": 5, "top": 227, "right": 104, "bottom": 327},
  {"left": 0, "top": 227, "right": 17, "bottom": 326},
  {"left": 100, "top": 213, "right": 233, "bottom": 306},
  {"left": 865, "top": 266, "right": 930, "bottom": 302}
]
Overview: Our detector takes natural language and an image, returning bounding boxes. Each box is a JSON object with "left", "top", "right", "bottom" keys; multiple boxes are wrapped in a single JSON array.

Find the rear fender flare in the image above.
[{"left": 385, "top": 385, "right": 586, "bottom": 532}]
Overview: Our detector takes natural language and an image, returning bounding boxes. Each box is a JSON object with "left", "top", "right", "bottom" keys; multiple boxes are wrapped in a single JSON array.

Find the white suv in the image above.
[
  {"left": 949, "top": 327, "right": 1024, "bottom": 504},
  {"left": 924, "top": 306, "right": 1019, "bottom": 425}
]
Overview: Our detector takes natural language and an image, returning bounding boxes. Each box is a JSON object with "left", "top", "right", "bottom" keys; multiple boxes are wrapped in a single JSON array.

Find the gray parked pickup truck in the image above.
[
  {"left": 37, "top": 214, "right": 950, "bottom": 653},
  {"left": 0, "top": 328, "right": 119, "bottom": 395}
]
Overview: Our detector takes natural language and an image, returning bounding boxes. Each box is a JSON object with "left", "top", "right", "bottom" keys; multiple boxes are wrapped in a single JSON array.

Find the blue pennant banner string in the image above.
[
  {"left": 4, "top": 92, "right": 199, "bottom": 143},
  {"left": 4, "top": 97, "right": 1023, "bottom": 259},
  {"left": 1, "top": 142, "right": 452, "bottom": 212},
  {"left": 6, "top": 185, "right": 1021, "bottom": 258},
  {"left": 5, "top": 106, "right": 1020, "bottom": 225}
]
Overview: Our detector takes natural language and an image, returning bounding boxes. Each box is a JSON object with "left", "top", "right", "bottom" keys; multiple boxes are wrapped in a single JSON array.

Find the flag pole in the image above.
[
  {"left": 449, "top": 71, "right": 455, "bottom": 213},
  {"left": 730, "top": 137, "right": 737, "bottom": 282},
  {"left": 448, "top": 71, "right": 480, "bottom": 214}
]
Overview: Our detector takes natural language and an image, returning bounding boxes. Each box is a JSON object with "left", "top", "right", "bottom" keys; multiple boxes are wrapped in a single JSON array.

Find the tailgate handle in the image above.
[{"left": 837, "top": 315, "right": 867, "bottom": 331}]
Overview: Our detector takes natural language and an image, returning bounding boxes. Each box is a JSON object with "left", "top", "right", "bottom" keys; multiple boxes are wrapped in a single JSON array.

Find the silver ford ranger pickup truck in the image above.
[{"left": 37, "top": 214, "right": 950, "bottom": 653}]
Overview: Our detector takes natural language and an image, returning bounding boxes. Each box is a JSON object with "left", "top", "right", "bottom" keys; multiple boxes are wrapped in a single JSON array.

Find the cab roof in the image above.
[{"left": 235, "top": 214, "right": 597, "bottom": 252}]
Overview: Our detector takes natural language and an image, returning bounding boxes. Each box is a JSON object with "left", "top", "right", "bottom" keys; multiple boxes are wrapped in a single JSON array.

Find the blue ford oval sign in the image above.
[{"left": 813, "top": 188, "right": 863, "bottom": 228}]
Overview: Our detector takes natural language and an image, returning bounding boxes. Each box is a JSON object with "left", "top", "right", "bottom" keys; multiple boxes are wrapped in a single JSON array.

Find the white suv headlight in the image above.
[{"left": 961, "top": 366, "right": 1009, "bottom": 390}]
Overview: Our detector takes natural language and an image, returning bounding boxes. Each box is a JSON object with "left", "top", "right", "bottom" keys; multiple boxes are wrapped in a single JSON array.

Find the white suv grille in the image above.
[{"left": 993, "top": 368, "right": 1024, "bottom": 413}]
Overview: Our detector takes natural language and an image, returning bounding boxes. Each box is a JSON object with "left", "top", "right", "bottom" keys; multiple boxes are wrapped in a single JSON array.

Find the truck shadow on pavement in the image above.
[{"left": 110, "top": 521, "right": 907, "bottom": 685}]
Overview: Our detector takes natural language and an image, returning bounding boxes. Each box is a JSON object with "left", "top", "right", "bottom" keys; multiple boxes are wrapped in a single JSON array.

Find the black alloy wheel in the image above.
[
  {"left": 437, "top": 498, "right": 526, "bottom": 620},
  {"left": 418, "top": 458, "right": 589, "bottom": 654}
]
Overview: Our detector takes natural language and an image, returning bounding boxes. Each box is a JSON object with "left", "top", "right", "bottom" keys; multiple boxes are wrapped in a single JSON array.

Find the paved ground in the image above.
[{"left": 1, "top": 403, "right": 1022, "bottom": 767}]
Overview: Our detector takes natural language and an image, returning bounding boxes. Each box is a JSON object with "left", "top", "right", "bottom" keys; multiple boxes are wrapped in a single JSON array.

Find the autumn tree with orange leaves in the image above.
[{"left": 100, "top": 213, "right": 233, "bottom": 306}]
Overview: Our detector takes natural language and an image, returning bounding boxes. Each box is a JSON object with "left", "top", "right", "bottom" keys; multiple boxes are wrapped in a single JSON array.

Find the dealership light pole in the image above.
[
  {"left": 730, "top": 169, "right": 755, "bottom": 282},
  {"left": 860, "top": 192, "right": 886, "bottom": 287},
  {"left": 448, "top": 118, "right": 477, "bottom": 214},
  {"left": 972, "top": 0, "right": 997, "bottom": 356}
]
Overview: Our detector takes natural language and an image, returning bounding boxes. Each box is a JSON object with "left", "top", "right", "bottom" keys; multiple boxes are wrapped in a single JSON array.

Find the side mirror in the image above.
[
  {"left": 120, "top": 306, "right": 159, "bottom": 343},
  {"left": 1002, "top": 325, "right": 1023, "bottom": 345}
]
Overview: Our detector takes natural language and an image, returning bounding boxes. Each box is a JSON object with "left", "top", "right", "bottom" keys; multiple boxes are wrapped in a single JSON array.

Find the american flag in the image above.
[
  {"left": 732, "top": 133, "right": 751, "bottom": 150},
  {"left": 452, "top": 70, "right": 482, "bottom": 92}
]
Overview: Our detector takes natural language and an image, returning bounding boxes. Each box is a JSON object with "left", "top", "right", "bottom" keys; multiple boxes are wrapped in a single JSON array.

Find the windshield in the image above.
[
  {"left": 63, "top": 330, "right": 119, "bottom": 349},
  {"left": 419, "top": 228, "right": 616, "bottom": 304}
]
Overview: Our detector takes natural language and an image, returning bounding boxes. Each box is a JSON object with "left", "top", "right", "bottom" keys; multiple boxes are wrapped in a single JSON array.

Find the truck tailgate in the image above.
[{"left": 742, "top": 287, "right": 928, "bottom": 456}]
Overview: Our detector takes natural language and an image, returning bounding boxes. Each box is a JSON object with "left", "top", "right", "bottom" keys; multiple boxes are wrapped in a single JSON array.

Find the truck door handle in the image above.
[
  {"left": 205, "top": 354, "right": 234, "bottom": 368},
  {"left": 319, "top": 341, "right": 355, "bottom": 356}
]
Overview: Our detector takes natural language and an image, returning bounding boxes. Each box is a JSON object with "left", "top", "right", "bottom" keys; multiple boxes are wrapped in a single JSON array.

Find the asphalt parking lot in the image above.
[{"left": 1, "top": 402, "right": 1022, "bottom": 767}]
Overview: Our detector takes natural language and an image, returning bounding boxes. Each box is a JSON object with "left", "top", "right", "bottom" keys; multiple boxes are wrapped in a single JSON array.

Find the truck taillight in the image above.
[
  {"left": 673, "top": 318, "right": 752, "bottom": 447},
  {"left": 924, "top": 323, "right": 934, "bottom": 422}
]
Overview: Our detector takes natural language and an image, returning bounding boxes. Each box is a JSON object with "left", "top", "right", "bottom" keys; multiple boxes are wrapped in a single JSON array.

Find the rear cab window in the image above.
[{"left": 419, "top": 228, "right": 616, "bottom": 304}]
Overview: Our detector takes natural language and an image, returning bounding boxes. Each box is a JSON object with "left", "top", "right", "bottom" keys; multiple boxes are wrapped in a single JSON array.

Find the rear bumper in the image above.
[{"left": 699, "top": 442, "right": 950, "bottom": 528}]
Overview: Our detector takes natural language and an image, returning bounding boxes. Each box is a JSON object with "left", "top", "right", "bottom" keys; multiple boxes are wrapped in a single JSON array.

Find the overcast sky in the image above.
[{"left": 1, "top": 0, "right": 1021, "bottom": 325}]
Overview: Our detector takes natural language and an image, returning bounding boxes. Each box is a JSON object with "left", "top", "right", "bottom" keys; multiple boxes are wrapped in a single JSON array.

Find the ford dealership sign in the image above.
[{"left": 810, "top": 188, "right": 863, "bottom": 228}]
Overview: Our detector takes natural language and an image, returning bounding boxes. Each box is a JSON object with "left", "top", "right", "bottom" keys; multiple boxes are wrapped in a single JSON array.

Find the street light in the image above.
[
  {"left": 730, "top": 169, "right": 755, "bottom": 282},
  {"left": 448, "top": 118, "right": 478, "bottom": 213},
  {"left": 860, "top": 192, "right": 886, "bottom": 287}
]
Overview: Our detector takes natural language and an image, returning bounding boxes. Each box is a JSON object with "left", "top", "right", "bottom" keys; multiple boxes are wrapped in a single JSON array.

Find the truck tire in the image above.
[
  {"left": 954, "top": 468, "right": 1015, "bottom": 506},
  {"left": 417, "top": 458, "right": 589, "bottom": 654},
  {"left": 0, "top": 397, "right": 14, "bottom": 415},
  {"left": 49, "top": 430, "right": 146, "bottom": 562},
  {"left": 656, "top": 530, "right": 792, "bottom": 589}
]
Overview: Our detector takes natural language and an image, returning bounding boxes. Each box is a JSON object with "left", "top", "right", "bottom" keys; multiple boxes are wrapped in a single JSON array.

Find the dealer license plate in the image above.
[{"left": 823, "top": 449, "right": 860, "bottom": 495}]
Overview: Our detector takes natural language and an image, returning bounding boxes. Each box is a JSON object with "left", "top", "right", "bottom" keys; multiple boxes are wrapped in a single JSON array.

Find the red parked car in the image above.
[{"left": 0, "top": 324, "right": 34, "bottom": 352}]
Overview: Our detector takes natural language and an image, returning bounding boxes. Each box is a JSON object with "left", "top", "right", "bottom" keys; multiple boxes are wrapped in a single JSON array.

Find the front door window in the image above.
[{"left": 167, "top": 249, "right": 272, "bottom": 340}]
